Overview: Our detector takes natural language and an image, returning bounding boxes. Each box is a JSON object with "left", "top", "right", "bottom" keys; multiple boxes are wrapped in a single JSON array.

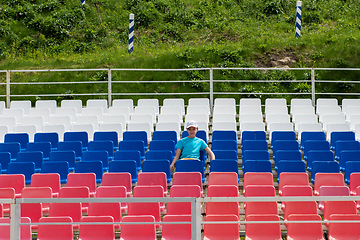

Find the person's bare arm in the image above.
[
  {"left": 205, "top": 147, "right": 215, "bottom": 160},
  {"left": 170, "top": 148, "right": 182, "bottom": 171}
]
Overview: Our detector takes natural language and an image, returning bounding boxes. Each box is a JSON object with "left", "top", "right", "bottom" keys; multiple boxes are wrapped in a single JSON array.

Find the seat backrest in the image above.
[
  {"left": 286, "top": 214, "right": 324, "bottom": 240},
  {"left": 30, "top": 173, "right": 61, "bottom": 197},
  {"left": 82, "top": 150, "right": 109, "bottom": 170},
  {"left": 0, "top": 142, "right": 21, "bottom": 160},
  {"left": 66, "top": 173, "right": 96, "bottom": 195},
  {"left": 324, "top": 201, "right": 357, "bottom": 224},
  {"left": 37, "top": 216, "right": 73, "bottom": 240},
  {"left": 49, "top": 150, "right": 76, "bottom": 170},
  {"left": 328, "top": 214, "right": 360, "bottom": 239},
  {"left": 112, "top": 99, "right": 134, "bottom": 113},
  {"left": 41, "top": 161, "right": 69, "bottom": 184},
  {"left": 314, "top": 172, "right": 345, "bottom": 195},
  {"left": 7, "top": 162, "right": 35, "bottom": 184},
  {"left": 172, "top": 172, "right": 203, "bottom": 190},
  {"left": 203, "top": 214, "right": 240, "bottom": 240},
  {"left": 64, "top": 131, "right": 89, "bottom": 149},
  {"left": 22, "top": 186, "right": 52, "bottom": 198},
  {"left": 120, "top": 215, "right": 156, "bottom": 240},
  {"left": 75, "top": 161, "right": 103, "bottom": 184},
  {"left": 245, "top": 214, "right": 281, "bottom": 240},
  {"left": 142, "top": 160, "right": 171, "bottom": 183},
  {"left": 0, "top": 217, "right": 31, "bottom": 240},
  {"left": 79, "top": 216, "right": 115, "bottom": 239},
  {"left": 175, "top": 160, "right": 204, "bottom": 182},
  {"left": 114, "top": 150, "right": 141, "bottom": 171},
  {"left": 278, "top": 172, "right": 310, "bottom": 195},
  {"left": 162, "top": 215, "right": 191, "bottom": 240},
  {"left": 86, "top": 99, "right": 108, "bottom": 113},
  {"left": 93, "top": 131, "right": 119, "bottom": 148},
  {"left": 108, "top": 160, "right": 137, "bottom": 183},
  {"left": 137, "top": 172, "right": 167, "bottom": 194},
  {"left": 88, "top": 140, "right": 114, "bottom": 157},
  {"left": 57, "top": 141, "right": 83, "bottom": 158},
  {"left": 243, "top": 172, "right": 274, "bottom": 195},
  {"left": 61, "top": 99, "right": 83, "bottom": 114},
  {"left": 208, "top": 172, "right": 238, "bottom": 186},
  {"left": 102, "top": 172, "right": 132, "bottom": 195}
]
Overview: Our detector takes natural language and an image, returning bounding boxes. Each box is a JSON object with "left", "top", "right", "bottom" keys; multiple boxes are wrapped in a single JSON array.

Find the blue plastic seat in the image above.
[
  {"left": 303, "top": 140, "right": 330, "bottom": 161},
  {"left": 88, "top": 140, "right": 115, "bottom": 161},
  {"left": 17, "top": 151, "right": 43, "bottom": 173},
  {"left": 211, "top": 140, "right": 238, "bottom": 151},
  {"left": 26, "top": 142, "right": 52, "bottom": 160},
  {"left": 212, "top": 150, "right": 238, "bottom": 161},
  {"left": 41, "top": 161, "right": 69, "bottom": 184},
  {"left": 311, "top": 161, "right": 340, "bottom": 184},
  {"left": 119, "top": 140, "right": 145, "bottom": 160},
  {"left": 274, "top": 150, "right": 302, "bottom": 171},
  {"left": 300, "top": 131, "right": 326, "bottom": 151},
  {"left": 241, "top": 131, "right": 266, "bottom": 148},
  {"left": 345, "top": 161, "right": 360, "bottom": 184},
  {"left": 49, "top": 150, "right": 76, "bottom": 172},
  {"left": 34, "top": 132, "right": 59, "bottom": 150},
  {"left": 210, "top": 160, "right": 239, "bottom": 182},
  {"left": 152, "top": 131, "right": 177, "bottom": 144},
  {"left": 307, "top": 150, "right": 334, "bottom": 172},
  {"left": 75, "top": 160, "right": 103, "bottom": 184},
  {"left": 242, "top": 150, "right": 269, "bottom": 169},
  {"left": 182, "top": 130, "right": 207, "bottom": 143},
  {"left": 339, "top": 150, "right": 360, "bottom": 173},
  {"left": 271, "top": 131, "right": 296, "bottom": 150},
  {"left": 242, "top": 160, "right": 272, "bottom": 180},
  {"left": 212, "top": 130, "right": 237, "bottom": 141},
  {"left": 277, "top": 160, "right": 306, "bottom": 182},
  {"left": 4, "top": 133, "right": 29, "bottom": 151},
  {"left": 82, "top": 150, "right": 109, "bottom": 171},
  {"left": 0, "top": 152, "right": 11, "bottom": 173},
  {"left": 146, "top": 150, "right": 173, "bottom": 161},
  {"left": 114, "top": 150, "right": 141, "bottom": 171},
  {"left": 7, "top": 162, "right": 35, "bottom": 184},
  {"left": 242, "top": 140, "right": 268, "bottom": 152},
  {"left": 175, "top": 159, "right": 205, "bottom": 183},
  {"left": 330, "top": 131, "right": 355, "bottom": 150},
  {"left": 142, "top": 160, "right": 171, "bottom": 183},
  {"left": 123, "top": 131, "right": 148, "bottom": 150},
  {"left": 64, "top": 131, "right": 89, "bottom": 151},
  {"left": 94, "top": 131, "right": 119, "bottom": 151},
  {"left": 272, "top": 140, "right": 299, "bottom": 161},
  {"left": 0, "top": 142, "right": 21, "bottom": 160},
  {"left": 334, "top": 140, "right": 360, "bottom": 161},
  {"left": 57, "top": 141, "right": 83, "bottom": 161},
  {"left": 108, "top": 160, "right": 138, "bottom": 183},
  {"left": 149, "top": 140, "right": 176, "bottom": 157}
]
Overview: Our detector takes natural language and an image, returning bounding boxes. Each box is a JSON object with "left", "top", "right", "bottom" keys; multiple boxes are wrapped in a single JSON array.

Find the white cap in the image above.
[{"left": 185, "top": 120, "right": 198, "bottom": 129}]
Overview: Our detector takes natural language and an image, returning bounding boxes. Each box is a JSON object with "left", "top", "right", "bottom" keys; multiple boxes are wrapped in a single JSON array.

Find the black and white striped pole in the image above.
[
  {"left": 128, "top": 13, "right": 134, "bottom": 54},
  {"left": 295, "top": 1, "right": 302, "bottom": 38}
]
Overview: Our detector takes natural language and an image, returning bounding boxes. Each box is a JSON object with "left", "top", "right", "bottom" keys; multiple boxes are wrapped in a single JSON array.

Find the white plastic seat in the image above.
[
  {"left": 213, "top": 105, "right": 236, "bottom": 115},
  {"left": 239, "top": 106, "right": 262, "bottom": 115},
  {"left": 70, "top": 123, "right": 94, "bottom": 141},
  {"left": 99, "top": 123, "right": 123, "bottom": 141},
  {"left": 81, "top": 107, "right": 104, "bottom": 121},
  {"left": 10, "top": 100, "right": 31, "bottom": 115},
  {"left": 188, "top": 98, "right": 210, "bottom": 107},
  {"left": 186, "top": 106, "right": 210, "bottom": 116},
  {"left": 102, "top": 115, "right": 126, "bottom": 131},
  {"left": 86, "top": 99, "right": 108, "bottom": 114},
  {"left": 138, "top": 99, "right": 159, "bottom": 115},
  {"left": 55, "top": 107, "right": 77, "bottom": 123},
  {"left": 61, "top": 100, "right": 83, "bottom": 114},
  {"left": 265, "top": 98, "right": 287, "bottom": 107},
  {"left": 0, "top": 125, "right": 9, "bottom": 142},
  {"left": 268, "top": 123, "right": 293, "bottom": 139},
  {"left": 239, "top": 114, "right": 263, "bottom": 125},
  {"left": 156, "top": 122, "right": 181, "bottom": 140},
  {"left": 14, "top": 125, "right": 37, "bottom": 141},
  {"left": 163, "top": 98, "right": 185, "bottom": 116},
  {"left": 0, "top": 116, "right": 17, "bottom": 132},
  {"left": 318, "top": 106, "right": 342, "bottom": 122},
  {"left": 326, "top": 123, "right": 351, "bottom": 140},
  {"left": 160, "top": 106, "right": 183, "bottom": 117},
  {"left": 265, "top": 114, "right": 290, "bottom": 124},
  {"left": 112, "top": 99, "right": 134, "bottom": 114},
  {"left": 133, "top": 106, "right": 156, "bottom": 124},
  {"left": 157, "top": 114, "right": 182, "bottom": 124},
  {"left": 48, "top": 116, "right": 71, "bottom": 131},
  {"left": 240, "top": 98, "right": 261, "bottom": 107},
  {"left": 28, "top": 108, "right": 51, "bottom": 123},
  {"left": 196, "top": 121, "right": 209, "bottom": 138},
  {"left": 43, "top": 124, "right": 66, "bottom": 141},
  {"left": 2, "top": 108, "right": 24, "bottom": 124},
  {"left": 127, "top": 122, "right": 152, "bottom": 141},
  {"left": 342, "top": 99, "right": 360, "bottom": 115},
  {"left": 350, "top": 115, "right": 360, "bottom": 131},
  {"left": 298, "top": 123, "right": 323, "bottom": 140},
  {"left": 316, "top": 98, "right": 338, "bottom": 114},
  {"left": 212, "top": 114, "right": 236, "bottom": 123},
  {"left": 35, "top": 100, "right": 57, "bottom": 114},
  {"left": 322, "top": 114, "right": 346, "bottom": 131},
  {"left": 290, "top": 98, "right": 312, "bottom": 114},
  {"left": 265, "top": 106, "right": 288, "bottom": 115},
  {"left": 185, "top": 114, "right": 209, "bottom": 124},
  {"left": 293, "top": 114, "right": 318, "bottom": 132},
  {"left": 214, "top": 98, "right": 236, "bottom": 106},
  {"left": 130, "top": 114, "right": 154, "bottom": 126},
  {"left": 291, "top": 106, "right": 315, "bottom": 116},
  {"left": 345, "top": 106, "right": 360, "bottom": 122},
  {"left": 76, "top": 115, "right": 99, "bottom": 130},
  {"left": 107, "top": 107, "right": 130, "bottom": 122},
  {"left": 240, "top": 122, "right": 265, "bottom": 132},
  {"left": 21, "top": 116, "right": 44, "bottom": 132},
  {"left": 212, "top": 121, "right": 237, "bottom": 132}
]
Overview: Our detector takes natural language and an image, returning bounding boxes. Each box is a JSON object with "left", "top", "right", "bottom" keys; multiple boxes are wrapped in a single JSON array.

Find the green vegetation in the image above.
[{"left": 0, "top": 0, "right": 359, "bottom": 104}]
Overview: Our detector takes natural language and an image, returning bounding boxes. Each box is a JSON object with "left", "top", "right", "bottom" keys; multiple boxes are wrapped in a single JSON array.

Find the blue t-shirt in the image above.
[{"left": 175, "top": 137, "right": 208, "bottom": 160}]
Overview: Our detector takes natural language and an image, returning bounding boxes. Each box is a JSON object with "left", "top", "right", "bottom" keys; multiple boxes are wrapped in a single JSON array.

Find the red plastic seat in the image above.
[
  {"left": 137, "top": 172, "right": 168, "bottom": 197},
  {"left": 203, "top": 214, "right": 240, "bottom": 240},
  {"left": 96, "top": 186, "right": 128, "bottom": 213},
  {"left": 66, "top": 173, "right": 97, "bottom": 197},
  {"left": 318, "top": 186, "right": 350, "bottom": 211},
  {"left": 37, "top": 216, "right": 73, "bottom": 240},
  {"left": 102, "top": 172, "right": 132, "bottom": 197},
  {"left": 161, "top": 215, "right": 191, "bottom": 240},
  {"left": 30, "top": 173, "right": 61, "bottom": 198},
  {"left": 314, "top": 173, "right": 344, "bottom": 195},
  {"left": 0, "top": 188, "right": 15, "bottom": 216},
  {"left": 357, "top": 186, "right": 360, "bottom": 210},
  {"left": 208, "top": 172, "right": 239, "bottom": 186},
  {"left": 49, "top": 202, "right": 82, "bottom": 230},
  {"left": 133, "top": 185, "right": 165, "bottom": 213},
  {"left": 328, "top": 214, "right": 360, "bottom": 240},
  {"left": 281, "top": 185, "right": 313, "bottom": 211},
  {"left": 245, "top": 214, "right": 282, "bottom": 240},
  {"left": 324, "top": 201, "right": 357, "bottom": 227},
  {"left": 206, "top": 185, "right": 239, "bottom": 216},
  {"left": 79, "top": 216, "right": 115, "bottom": 240},
  {"left": 243, "top": 185, "right": 278, "bottom": 218},
  {"left": 120, "top": 215, "right": 156, "bottom": 240},
  {"left": 0, "top": 217, "right": 31, "bottom": 240},
  {"left": 22, "top": 187, "right": 52, "bottom": 216},
  {"left": 172, "top": 172, "right": 203, "bottom": 196},
  {"left": 286, "top": 214, "right": 324, "bottom": 240},
  {"left": 278, "top": 172, "right": 309, "bottom": 196},
  {"left": 283, "top": 201, "right": 318, "bottom": 222},
  {"left": 0, "top": 174, "right": 25, "bottom": 198},
  {"left": 59, "top": 186, "right": 90, "bottom": 214},
  {"left": 243, "top": 172, "right": 274, "bottom": 195},
  {"left": 167, "top": 185, "right": 201, "bottom": 215},
  {"left": 349, "top": 172, "right": 360, "bottom": 195},
  {"left": 88, "top": 201, "right": 121, "bottom": 230}
]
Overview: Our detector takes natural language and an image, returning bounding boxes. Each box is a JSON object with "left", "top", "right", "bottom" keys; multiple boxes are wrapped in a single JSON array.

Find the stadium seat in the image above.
[
  {"left": 242, "top": 160, "right": 272, "bottom": 177},
  {"left": 161, "top": 215, "right": 191, "bottom": 240},
  {"left": 88, "top": 199, "right": 122, "bottom": 230},
  {"left": 17, "top": 151, "right": 43, "bottom": 173},
  {"left": 300, "top": 131, "right": 326, "bottom": 151},
  {"left": 0, "top": 152, "right": 10, "bottom": 174},
  {"left": 175, "top": 159, "right": 204, "bottom": 183},
  {"left": 114, "top": 150, "right": 141, "bottom": 171},
  {"left": 0, "top": 217, "right": 31, "bottom": 240},
  {"left": 7, "top": 162, "right": 35, "bottom": 185},
  {"left": 123, "top": 131, "right": 148, "bottom": 150},
  {"left": 272, "top": 140, "right": 299, "bottom": 162},
  {"left": 281, "top": 185, "right": 313, "bottom": 211},
  {"left": 212, "top": 150, "right": 238, "bottom": 161},
  {"left": 311, "top": 161, "right": 340, "bottom": 184},
  {"left": 31, "top": 173, "right": 61, "bottom": 198},
  {"left": 172, "top": 172, "right": 203, "bottom": 195},
  {"left": 66, "top": 173, "right": 97, "bottom": 197},
  {"left": 49, "top": 150, "right": 76, "bottom": 172},
  {"left": 286, "top": 214, "right": 324, "bottom": 240},
  {"left": 274, "top": 150, "right": 302, "bottom": 171},
  {"left": 4, "top": 133, "right": 29, "bottom": 151},
  {"left": 243, "top": 185, "right": 277, "bottom": 218},
  {"left": 79, "top": 216, "right": 115, "bottom": 240},
  {"left": 152, "top": 130, "right": 178, "bottom": 144},
  {"left": 245, "top": 214, "right": 282, "bottom": 240},
  {"left": 270, "top": 131, "right": 296, "bottom": 149},
  {"left": 149, "top": 140, "right": 176, "bottom": 157},
  {"left": 75, "top": 161, "right": 103, "bottom": 184},
  {"left": 0, "top": 188, "right": 15, "bottom": 215},
  {"left": 21, "top": 187, "right": 47, "bottom": 230},
  {"left": 133, "top": 185, "right": 165, "bottom": 212},
  {"left": 64, "top": 131, "right": 89, "bottom": 151},
  {"left": 277, "top": 160, "right": 306, "bottom": 182},
  {"left": 41, "top": 161, "right": 69, "bottom": 184},
  {"left": 142, "top": 160, "right": 171, "bottom": 184},
  {"left": 206, "top": 185, "right": 239, "bottom": 216},
  {"left": 37, "top": 216, "right": 73, "bottom": 240},
  {"left": 93, "top": 131, "right": 119, "bottom": 151},
  {"left": 314, "top": 172, "right": 345, "bottom": 195},
  {"left": 350, "top": 172, "right": 360, "bottom": 195},
  {"left": 0, "top": 142, "right": 21, "bottom": 160},
  {"left": 330, "top": 131, "right": 356, "bottom": 150},
  {"left": 241, "top": 131, "right": 266, "bottom": 148},
  {"left": 96, "top": 185, "right": 128, "bottom": 213},
  {"left": 318, "top": 186, "right": 350, "bottom": 211},
  {"left": 243, "top": 172, "right": 273, "bottom": 194},
  {"left": 57, "top": 141, "right": 83, "bottom": 161},
  {"left": 167, "top": 185, "right": 201, "bottom": 215},
  {"left": 278, "top": 172, "right": 310, "bottom": 196},
  {"left": 210, "top": 160, "right": 239, "bottom": 180},
  {"left": 345, "top": 161, "right": 360, "bottom": 184},
  {"left": 324, "top": 201, "right": 357, "bottom": 226},
  {"left": 212, "top": 130, "right": 237, "bottom": 141},
  {"left": 34, "top": 132, "right": 59, "bottom": 150},
  {"left": 203, "top": 214, "right": 240, "bottom": 240},
  {"left": 127, "top": 199, "right": 160, "bottom": 229},
  {"left": 328, "top": 214, "right": 360, "bottom": 240},
  {"left": 119, "top": 140, "right": 145, "bottom": 160},
  {"left": 88, "top": 140, "right": 114, "bottom": 161},
  {"left": 102, "top": 172, "right": 132, "bottom": 197},
  {"left": 49, "top": 202, "right": 82, "bottom": 230},
  {"left": 59, "top": 186, "right": 90, "bottom": 214},
  {"left": 120, "top": 215, "right": 156, "bottom": 240},
  {"left": 82, "top": 150, "right": 109, "bottom": 172},
  {"left": 137, "top": 172, "right": 168, "bottom": 197},
  {"left": 307, "top": 150, "right": 334, "bottom": 172},
  {"left": 208, "top": 172, "right": 239, "bottom": 187},
  {"left": 108, "top": 160, "right": 138, "bottom": 183},
  {"left": 242, "top": 150, "right": 269, "bottom": 169},
  {"left": 26, "top": 142, "right": 51, "bottom": 160}
]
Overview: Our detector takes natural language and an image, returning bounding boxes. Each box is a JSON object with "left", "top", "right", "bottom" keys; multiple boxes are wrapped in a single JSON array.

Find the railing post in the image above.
[
  {"left": 191, "top": 197, "right": 202, "bottom": 240},
  {"left": 10, "top": 198, "right": 21, "bottom": 240},
  {"left": 6, "top": 70, "right": 10, "bottom": 107},
  {"left": 209, "top": 68, "right": 213, "bottom": 113},
  {"left": 311, "top": 68, "right": 315, "bottom": 106},
  {"left": 108, "top": 69, "right": 112, "bottom": 107}
]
